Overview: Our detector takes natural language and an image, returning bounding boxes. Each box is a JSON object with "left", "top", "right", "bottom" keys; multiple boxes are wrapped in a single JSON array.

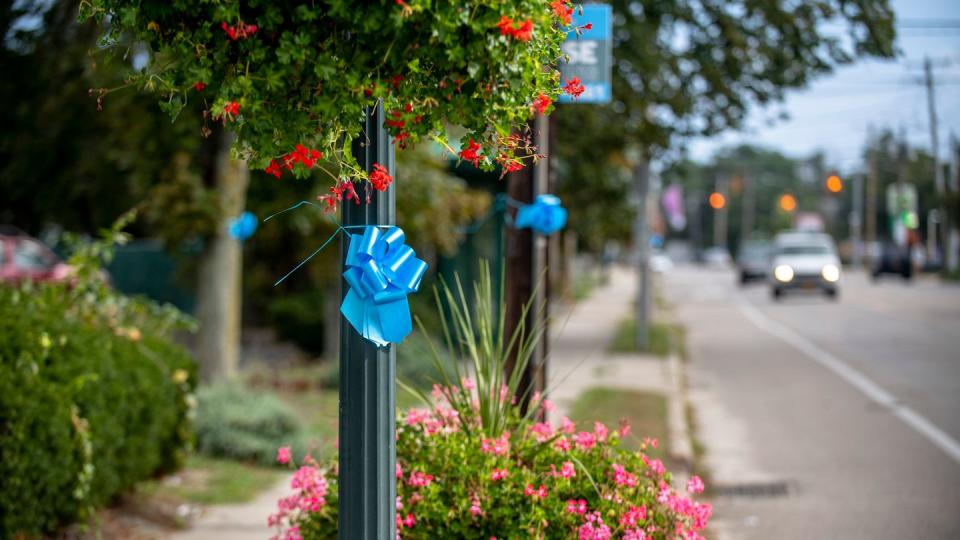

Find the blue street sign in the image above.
[{"left": 558, "top": 3, "right": 612, "bottom": 104}]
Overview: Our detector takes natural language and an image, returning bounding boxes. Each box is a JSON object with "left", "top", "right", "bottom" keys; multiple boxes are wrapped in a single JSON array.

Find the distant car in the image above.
[
  {"left": 736, "top": 240, "right": 772, "bottom": 284},
  {"left": 0, "top": 228, "right": 73, "bottom": 284},
  {"left": 871, "top": 242, "right": 912, "bottom": 281},
  {"left": 770, "top": 231, "right": 841, "bottom": 300},
  {"left": 702, "top": 247, "right": 732, "bottom": 267}
]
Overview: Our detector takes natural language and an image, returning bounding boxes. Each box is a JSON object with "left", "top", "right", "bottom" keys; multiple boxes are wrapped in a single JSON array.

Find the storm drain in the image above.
[{"left": 711, "top": 481, "right": 791, "bottom": 498}]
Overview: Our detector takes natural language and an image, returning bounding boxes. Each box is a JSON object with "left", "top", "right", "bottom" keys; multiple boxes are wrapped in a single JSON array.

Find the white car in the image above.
[{"left": 770, "top": 231, "right": 841, "bottom": 300}]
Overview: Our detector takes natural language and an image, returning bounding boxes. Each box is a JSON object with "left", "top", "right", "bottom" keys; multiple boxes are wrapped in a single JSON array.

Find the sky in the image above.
[{"left": 686, "top": 0, "right": 960, "bottom": 174}]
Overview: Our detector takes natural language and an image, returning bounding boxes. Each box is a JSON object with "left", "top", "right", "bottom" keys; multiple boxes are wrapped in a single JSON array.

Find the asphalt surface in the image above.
[{"left": 663, "top": 264, "right": 960, "bottom": 540}]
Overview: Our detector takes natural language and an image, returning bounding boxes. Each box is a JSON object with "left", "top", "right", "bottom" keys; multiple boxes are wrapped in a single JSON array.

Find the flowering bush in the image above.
[
  {"left": 267, "top": 264, "right": 709, "bottom": 538},
  {"left": 269, "top": 385, "right": 710, "bottom": 539},
  {"left": 79, "top": 0, "right": 579, "bottom": 190}
]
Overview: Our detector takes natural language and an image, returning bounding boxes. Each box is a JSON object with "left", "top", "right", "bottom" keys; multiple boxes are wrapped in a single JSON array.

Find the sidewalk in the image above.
[
  {"left": 546, "top": 266, "right": 693, "bottom": 482},
  {"left": 169, "top": 477, "right": 289, "bottom": 540}
]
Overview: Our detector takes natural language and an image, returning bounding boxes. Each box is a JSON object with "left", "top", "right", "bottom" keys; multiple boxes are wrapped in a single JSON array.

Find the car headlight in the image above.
[
  {"left": 774, "top": 264, "right": 794, "bottom": 282},
  {"left": 821, "top": 264, "right": 840, "bottom": 282}
]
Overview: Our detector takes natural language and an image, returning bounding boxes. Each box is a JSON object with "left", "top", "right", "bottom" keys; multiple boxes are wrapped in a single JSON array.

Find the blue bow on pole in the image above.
[
  {"left": 228, "top": 211, "right": 258, "bottom": 241},
  {"left": 340, "top": 226, "right": 428, "bottom": 348},
  {"left": 515, "top": 194, "right": 568, "bottom": 235}
]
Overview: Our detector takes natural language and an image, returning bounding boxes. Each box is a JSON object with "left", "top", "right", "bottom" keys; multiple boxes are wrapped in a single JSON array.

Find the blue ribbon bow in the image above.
[
  {"left": 515, "top": 194, "right": 567, "bottom": 235},
  {"left": 340, "top": 226, "right": 428, "bottom": 348},
  {"left": 228, "top": 211, "right": 258, "bottom": 241}
]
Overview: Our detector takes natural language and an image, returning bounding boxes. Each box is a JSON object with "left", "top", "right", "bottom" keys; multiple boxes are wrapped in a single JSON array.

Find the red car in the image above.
[{"left": 0, "top": 228, "right": 73, "bottom": 283}]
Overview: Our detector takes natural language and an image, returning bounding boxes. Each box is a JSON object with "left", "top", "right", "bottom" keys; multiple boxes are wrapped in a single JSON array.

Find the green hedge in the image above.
[{"left": 0, "top": 285, "right": 196, "bottom": 538}]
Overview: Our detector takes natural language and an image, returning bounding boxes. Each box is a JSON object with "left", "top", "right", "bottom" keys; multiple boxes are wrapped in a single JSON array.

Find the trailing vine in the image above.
[{"left": 79, "top": 0, "right": 580, "bottom": 196}]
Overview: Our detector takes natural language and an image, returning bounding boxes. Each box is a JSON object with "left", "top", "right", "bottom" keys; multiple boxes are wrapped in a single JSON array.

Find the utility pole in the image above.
[
  {"left": 740, "top": 172, "right": 755, "bottom": 245},
  {"left": 504, "top": 117, "right": 548, "bottom": 415},
  {"left": 850, "top": 173, "right": 864, "bottom": 268},
  {"left": 924, "top": 56, "right": 948, "bottom": 267},
  {"left": 633, "top": 156, "right": 651, "bottom": 351},
  {"left": 713, "top": 175, "right": 729, "bottom": 249},
  {"left": 865, "top": 129, "right": 879, "bottom": 268},
  {"left": 339, "top": 105, "right": 396, "bottom": 539}
]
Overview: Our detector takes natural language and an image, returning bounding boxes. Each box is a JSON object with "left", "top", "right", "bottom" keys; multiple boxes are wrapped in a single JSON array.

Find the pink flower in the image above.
[
  {"left": 524, "top": 484, "right": 548, "bottom": 499},
  {"left": 408, "top": 470, "right": 434, "bottom": 487},
  {"left": 642, "top": 436, "right": 659, "bottom": 449},
  {"left": 559, "top": 461, "right": 576, "bottom": 479},
  {"left": 402, "top": 513, "right": 416, "bottom": 528},
  {"left": 396, "top": 463, "right": 403, "bottom": 479},
  {"left": 276, "top": 446, "right": 292, "bottom": 465},
  {"left": 469, "top": 496, "right": 483, "bottom": 517},
  {"left": 642, "top": 455, "right": 666, "bottom": 476},
  {"left": 594, "top": 421, "right": 609, "bottom": 441},
  {"left": 530, "top": 421, "right": 554, "bottom": 442},
  {"left": 618, "top": 418, "right": 631, "bottom": 438},
  {"left": 612, "top": 463, "right": 638, "bottom": 487},
  {"left": 687, "top": 475, "right": 705, "bottom": 494},
  {"left": 560, "top": 416, "right": 576, "bottom": 434},
  {"left": 619, "top": 505, "right": 647, "bottom": 527},
  {"left": 480, "top": 433, "right": 510, "bottom": 455},
  {"left": 405, "top": 408, "right": 430, "bottom": 426},
  {"left": 541, "top": 398, "right": 556, "bottom": 413},
  {"left": 396, "top": 496, "right": 403, "bottom": 510},
  {"left": 461, "top": 377, "right": 476, "bottom": 391},
  {"left": 573, "top": 431, "right": 596, "bottom": 450},
  {"left": 490, "top": 468, "right": 509, "bottom": 481},
  {"left": 565, "top": 498, "right": 588, "bottom": 514},
  {"left": 554, "top": 436, "right": 572, "bottom": 452}
]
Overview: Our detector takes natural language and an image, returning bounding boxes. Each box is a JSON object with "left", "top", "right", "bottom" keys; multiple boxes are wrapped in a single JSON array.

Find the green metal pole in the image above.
[{"left": 339, "top": 104, "right": 396, "bottom": 539}]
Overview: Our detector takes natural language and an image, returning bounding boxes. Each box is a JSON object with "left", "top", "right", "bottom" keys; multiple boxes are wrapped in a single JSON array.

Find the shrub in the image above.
[
  {"left": 0, "top": 212, "right": 197, "bottom": 538},
  {"left": 195, "top": 382, "right": 308, "bottom": 466},
  {"left": 270, "top": 388, "right": 711, "bottom": 539}
]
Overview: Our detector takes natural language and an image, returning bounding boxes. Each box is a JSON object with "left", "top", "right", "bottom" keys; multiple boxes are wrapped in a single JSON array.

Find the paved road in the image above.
[{"left": 663, "top": 265, "right": 960, "bottom": 540}]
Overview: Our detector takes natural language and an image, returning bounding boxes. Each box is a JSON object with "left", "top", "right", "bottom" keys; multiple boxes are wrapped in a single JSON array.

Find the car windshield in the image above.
[{"left": 778, "top": 244, "right": 831, "bottom": 256}]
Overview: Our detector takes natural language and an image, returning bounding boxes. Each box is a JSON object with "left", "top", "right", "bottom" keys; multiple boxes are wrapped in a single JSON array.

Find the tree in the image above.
[{"left": 554, "top": 0, "right": 897, "bottom": 247}]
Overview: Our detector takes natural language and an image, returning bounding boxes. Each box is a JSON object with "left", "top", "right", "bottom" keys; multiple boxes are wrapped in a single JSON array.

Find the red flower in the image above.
[
  {"left": 369, "top": 163, "right": 393, "bottom": 191},
  {"left": 550, "top": 0, "right": 574, "bottom": 25},
  {"left": 512, "top": 19, "right": 533, "bottom": 42},
  {"left": 193, "top": 81, "right": 207, "bottom": 92},
  {"left": 459, "top": 139, "right": 482, "bottom": 167},
  {"left": 531, "top": 93, "right": 552, "bottom": 115},
  {"left": 265, "top": 160, "right": 283, "bottom": 179},
  {"left": 583, "top": 23, "right": 593, "bottom": 31},
  {"left": 497, "top": 153, "right": 524, "bottom": 173},
  {"left": 221, "top": 21, "right": 257, "bottom": 41},
  {"left": 563, "top": 77, "right": 585, "bottom": 99},
  {"left": 385, "top": 111, "right": 405, "bottom": 129},
  {"left": 497, "top": 15, "right": 515, "bottom": 36},
  {"left": 223, "top": 100, "right": 240, "bottom": 118},
  {"left": 497, "top": 16, "right": 534, "bottom": 41},
  {"left": 221, "top": 22, "right": 238, "bottom": 40}
]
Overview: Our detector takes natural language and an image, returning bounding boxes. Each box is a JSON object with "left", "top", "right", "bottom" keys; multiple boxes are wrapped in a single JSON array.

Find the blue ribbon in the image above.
[
  {"left": 228, "top": 211, "right": 258, "bottom": 241},
  {"left": 340, "top": 226, "right": 428, "bottom": 348},
  {"left": 515, "top": 194, "right": 567, "bottom": 235}
]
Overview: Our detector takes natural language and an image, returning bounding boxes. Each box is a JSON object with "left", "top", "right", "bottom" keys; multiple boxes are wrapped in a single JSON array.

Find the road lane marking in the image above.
[{"left": 737, "top": 301, "right": 960, "bottom": 465}]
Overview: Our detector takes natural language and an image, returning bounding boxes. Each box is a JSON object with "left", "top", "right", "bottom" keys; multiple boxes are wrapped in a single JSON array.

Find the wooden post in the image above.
[{"left": 338, "top": 104, "right": 396, "bottom": 539}]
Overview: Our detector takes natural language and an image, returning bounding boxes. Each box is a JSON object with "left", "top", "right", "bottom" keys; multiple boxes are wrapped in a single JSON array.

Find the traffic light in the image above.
[
  {"left": 825, "top": 174, "right": 843, "bottom": 193},
  {"left": 779, "top": 194, "right": 797, "bottom": 212},
  {"left": 708, "top": 192, "right": 726, "bottom": 210}
]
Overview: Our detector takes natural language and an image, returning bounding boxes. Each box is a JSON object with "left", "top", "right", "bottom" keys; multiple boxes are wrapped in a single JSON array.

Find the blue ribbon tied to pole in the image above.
[
  {"left": 341, "top": 226, "right": 428, "bottom": 348},
  {"left": 228, "top": 211, "right": 258, "bottom": 241},
  {"left": 515, "top": 194, "right": 568, "bottom": 235}
]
